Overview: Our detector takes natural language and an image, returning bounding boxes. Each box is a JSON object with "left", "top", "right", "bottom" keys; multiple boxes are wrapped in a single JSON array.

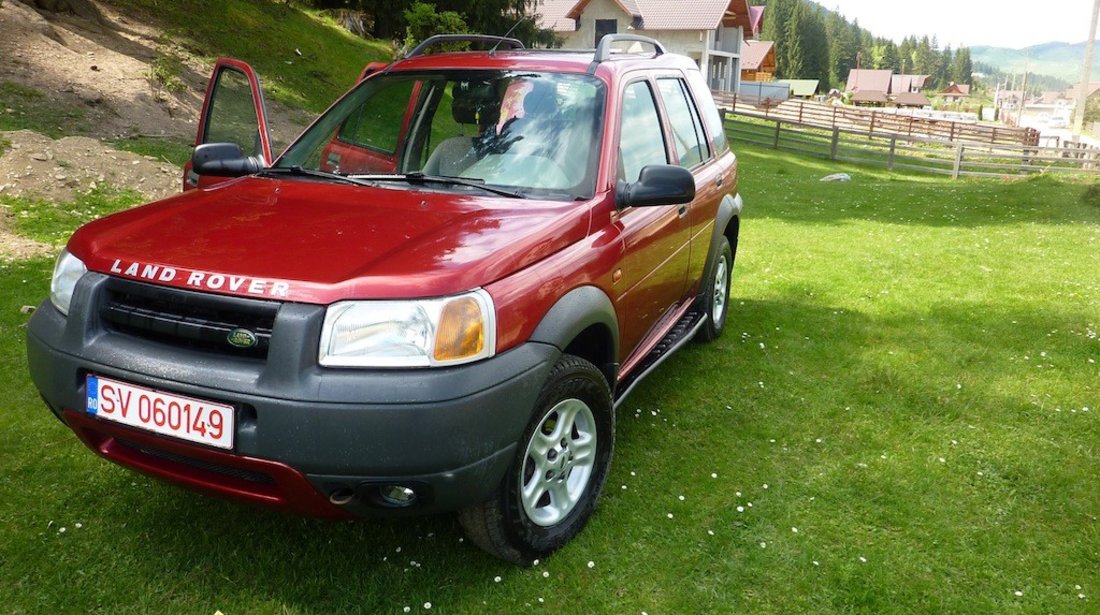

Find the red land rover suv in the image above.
[{"left": 27, "top": 34, "right": 743, "bottom": 563}]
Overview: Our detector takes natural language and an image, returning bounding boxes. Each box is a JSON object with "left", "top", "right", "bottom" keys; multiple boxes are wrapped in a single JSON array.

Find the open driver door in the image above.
[{"left": 184, "top": 58, "right": 273, "bottom": 191}]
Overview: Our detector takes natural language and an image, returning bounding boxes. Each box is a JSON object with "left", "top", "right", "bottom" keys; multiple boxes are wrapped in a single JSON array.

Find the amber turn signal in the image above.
[{"left": 433, "top": 297, "right": 485, "bottom": 361}]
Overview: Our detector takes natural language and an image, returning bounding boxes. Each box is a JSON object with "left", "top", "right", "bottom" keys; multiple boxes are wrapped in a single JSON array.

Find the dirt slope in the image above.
[
  {"left": 0, "top": 0, "right": 204, "bottom": 139},
  {"left": 0, "top": 1, "right": 311, "bottom": 259},
  {"left": 0, "top": 129, "right": 180, "bottom": 201}
]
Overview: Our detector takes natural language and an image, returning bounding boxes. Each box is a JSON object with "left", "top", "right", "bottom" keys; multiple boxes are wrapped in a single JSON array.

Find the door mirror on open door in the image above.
[{"left": 191, "top": 143, "right": 264, "bottom": 177}]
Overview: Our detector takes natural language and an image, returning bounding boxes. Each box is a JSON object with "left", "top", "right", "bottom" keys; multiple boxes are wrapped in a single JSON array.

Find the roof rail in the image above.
[
  {"left": 404, "top": 34, "right": 525, "bottom": 59},
  {"left": 593, "top": 34, "right": 666, "bottom": 63}
]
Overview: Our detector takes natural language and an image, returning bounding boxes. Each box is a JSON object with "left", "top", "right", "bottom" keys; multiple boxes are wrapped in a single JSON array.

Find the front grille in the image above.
[
  {"left": 101, "top": 278, "right": 280, "bottom": 359},
  {"left": 115, "top": 437, "right": 276, "bottom": 485}
]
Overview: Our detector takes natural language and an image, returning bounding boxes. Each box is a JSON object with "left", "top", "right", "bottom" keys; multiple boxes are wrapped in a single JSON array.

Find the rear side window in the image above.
[
  {"left": 685, "top": 70, "right": 729, "bottom": 155},
  {"left": 619, "top": 81, "right": 668, "bottom": 182},
  {"left": 657, "top": 78, "right": 709, "bottom": 168}
]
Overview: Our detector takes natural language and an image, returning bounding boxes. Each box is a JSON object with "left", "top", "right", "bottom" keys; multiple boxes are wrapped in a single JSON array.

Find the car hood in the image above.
[{"left": 68, "top": 177, "right": 591, "bottom": 304}]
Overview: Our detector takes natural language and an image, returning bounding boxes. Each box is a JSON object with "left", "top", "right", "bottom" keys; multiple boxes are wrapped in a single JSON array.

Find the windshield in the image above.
[{"left": 276, "top": 70, "right": 607, "bottom": 200}]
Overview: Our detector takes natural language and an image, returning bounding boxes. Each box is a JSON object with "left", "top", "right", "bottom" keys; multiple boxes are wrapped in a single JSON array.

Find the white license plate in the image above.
[{"left": 86, "top": 375, "right": 235, "bottom": 450}]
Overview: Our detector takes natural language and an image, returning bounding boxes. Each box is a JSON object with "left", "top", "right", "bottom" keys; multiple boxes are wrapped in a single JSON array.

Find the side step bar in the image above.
[{"left": 613, "top": 310, "right": 708, "bottom": 409}]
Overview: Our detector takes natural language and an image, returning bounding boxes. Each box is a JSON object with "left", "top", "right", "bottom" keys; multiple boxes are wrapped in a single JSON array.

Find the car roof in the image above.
[{"left": 387, "top": 49, "right": 700, "bottom": 82}]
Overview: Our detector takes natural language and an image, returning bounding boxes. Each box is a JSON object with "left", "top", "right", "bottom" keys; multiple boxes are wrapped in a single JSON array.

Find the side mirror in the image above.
[
  {"left": 191, "top": 143, "right": 264, "bottom": 178},
  {"left": 617, "top": 165, "right": 696, "bottom": 208}
]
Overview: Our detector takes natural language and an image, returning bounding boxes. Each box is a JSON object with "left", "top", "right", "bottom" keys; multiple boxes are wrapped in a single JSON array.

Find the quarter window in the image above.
[
  {"left": 619, "top": 81, "right": 668, "bottom": 182},
  {"left": 685, "top": 70, "right": 729, "bottom": 155}
]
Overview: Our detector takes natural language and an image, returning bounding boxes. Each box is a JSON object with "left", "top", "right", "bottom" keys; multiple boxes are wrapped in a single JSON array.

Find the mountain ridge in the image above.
[{"left": 971, "top": 40, "right": 1099, "bottom": 83}]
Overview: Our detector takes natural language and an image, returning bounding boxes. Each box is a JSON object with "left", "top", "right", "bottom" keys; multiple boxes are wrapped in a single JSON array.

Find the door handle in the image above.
[
  {"left": 678, "top": 205, "right": 688, "bottom": 217},
  {"left": 715, "top": 175, "right": 724, "bottom": 188}
]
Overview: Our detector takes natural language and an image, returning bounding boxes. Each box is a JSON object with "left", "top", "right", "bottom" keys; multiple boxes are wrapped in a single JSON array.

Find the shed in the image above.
[{"left": 777, "top": 79, "right": 820, "bottom": 98}]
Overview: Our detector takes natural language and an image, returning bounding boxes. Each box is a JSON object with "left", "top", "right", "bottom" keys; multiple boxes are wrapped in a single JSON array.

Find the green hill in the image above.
[
  {"left": 971, "top": 40, "right": 1099, "bottom": 85},
  {"left": 103, "top": 0, "right": 393, "bottom": 112}
]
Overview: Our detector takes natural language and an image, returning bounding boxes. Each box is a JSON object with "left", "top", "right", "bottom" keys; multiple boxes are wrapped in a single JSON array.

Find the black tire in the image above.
[
  {"left": 695, "top": 235, "right": 734, "bottom": 343},
  {"left": 458, "top": 354, "right": 614, "bottom": 564}
]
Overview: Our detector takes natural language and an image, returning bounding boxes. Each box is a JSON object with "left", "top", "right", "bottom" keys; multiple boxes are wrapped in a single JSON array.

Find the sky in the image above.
[{"left": 820, "top": 0, "right": 1095, "bottom": 49}]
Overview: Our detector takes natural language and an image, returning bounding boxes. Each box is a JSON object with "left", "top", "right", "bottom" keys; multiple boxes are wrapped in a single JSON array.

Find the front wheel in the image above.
[
  {"left": 695, "top": 235, "right": 733, "bottom": 343},
  {"left": 458, "top": 354, "right": 614, "bottom": 564}
]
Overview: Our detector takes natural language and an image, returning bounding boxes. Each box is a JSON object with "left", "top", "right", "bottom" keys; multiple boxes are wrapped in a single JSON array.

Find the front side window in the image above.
[
  {"left": 618, "top": 81, "right": 668, "bottom": 183},
  {"left": 277, "top": 70, "right": 607, "bottom": 200}
]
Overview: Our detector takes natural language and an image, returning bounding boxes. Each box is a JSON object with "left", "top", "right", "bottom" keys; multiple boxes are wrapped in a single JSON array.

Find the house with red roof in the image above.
[
  {"left": 846, "top": 69, "right": 891, "bottom": 95},
  {"left": 1064, "top": 82, "right": 1100, "bottom": 103},
  {"left": 941, "top": 82, "right": 971, "bottom": 103},
  {"left": 846, "top": 69, "right": 933, "bottom": 107},
  {"left": 741, "top": 40, "right": 775, "bottom": 82},
  {"left": 891, "top": 74, "right": 931, "bottom": 94},
  {"left": 537, "top": 0, "right": 762, "bottom": 92},
  {"left": 846, "top": 69, "right": 892, "bottom": 106}
]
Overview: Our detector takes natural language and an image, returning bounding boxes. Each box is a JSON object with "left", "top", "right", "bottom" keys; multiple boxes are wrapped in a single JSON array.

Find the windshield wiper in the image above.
[
  {"left": 349, "top": 172, "right": 527, "bottom": 199},
  {"left": 260, "top": 166, "right": 375, "bottom": 188}
]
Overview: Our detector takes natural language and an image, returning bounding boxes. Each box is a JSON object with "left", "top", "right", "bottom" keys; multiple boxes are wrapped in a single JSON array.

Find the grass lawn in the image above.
[{"left": 1, "top": 146, "right": 1098, "bottom": 613}]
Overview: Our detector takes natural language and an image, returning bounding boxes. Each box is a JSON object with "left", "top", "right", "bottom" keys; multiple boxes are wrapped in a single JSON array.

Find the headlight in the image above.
[
  {"left": 50, "top": 249, "right": 87, "bottom": 316},
  {"left": 319, "top": 289, "right": 496, "bottom": 367}
]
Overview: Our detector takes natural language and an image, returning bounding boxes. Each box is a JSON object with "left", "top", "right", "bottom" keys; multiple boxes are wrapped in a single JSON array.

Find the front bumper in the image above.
[{"left": 26, "top": 273, "right": 559, "bottom": 517}]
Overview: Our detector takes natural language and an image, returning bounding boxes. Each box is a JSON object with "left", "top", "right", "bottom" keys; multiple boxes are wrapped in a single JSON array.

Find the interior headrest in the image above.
[
  {"left": 452, "top": 81, "right": 498, "bottom": 125},
  {"left": 523, "top": 80, "right": 557, "bottom": 116}
]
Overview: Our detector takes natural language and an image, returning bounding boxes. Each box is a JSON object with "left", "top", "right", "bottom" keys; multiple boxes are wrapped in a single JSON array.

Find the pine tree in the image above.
[
  {"left": 915, "top": 36, "right": 935, "bottom": 75},
  {"left": 951, "top": 47, "right": 973, "bottom": 84},
  {"left": 898, "top": 37, "right": 915, "bottom": 74},
  {"left": 761, "top": 0, "right": 793, "bottom": 76},
  {"left": 801, "top": 4, "right": 829, "bottom": 84},
  {"left": 783, "top": 0, "right": 806, "bottom": 78},
  {"left": 826, "top": 9, "right": 858, "bottom": 88},
  {"left": 937, "top": 45, "right": 953, "bottom": 88}
]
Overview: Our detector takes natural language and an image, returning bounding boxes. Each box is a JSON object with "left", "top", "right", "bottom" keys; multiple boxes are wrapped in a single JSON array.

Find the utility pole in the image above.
[
  {"left": 1073, "top": 0, "right": 1100, "bottom": 138},
  {"left": 994, "top": 81, "right": 1002, "bottom": 121},
  {"left": 1017, "top": 68, "right": 1029, "bottom": 126}
]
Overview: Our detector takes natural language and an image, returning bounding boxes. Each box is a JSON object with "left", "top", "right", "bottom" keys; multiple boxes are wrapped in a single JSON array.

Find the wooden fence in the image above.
[
  {"left": 713, "top": 92, "right": 1040, "bottom": 148},
  {"left": 726, "top": 115, "right": 1100, "bottom": 179}
]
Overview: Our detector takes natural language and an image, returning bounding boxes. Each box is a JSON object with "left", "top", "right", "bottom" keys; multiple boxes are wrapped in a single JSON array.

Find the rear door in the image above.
[
  {"left": 184, "top": 58, "right": 273, "bottom": 191},
  {"left": 613, "top": 77, "right": 692, "bottom": 363},
  {"left": 654, "top": 74, "right": 727, "bottom": 294}
]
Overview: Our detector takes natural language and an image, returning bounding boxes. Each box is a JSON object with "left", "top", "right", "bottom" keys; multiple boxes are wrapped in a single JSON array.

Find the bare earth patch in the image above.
[
  {"left": 0, "top": 129, "right": 179, "bottom": 201},
  {"left": 0, "top": 0, "right": 307, "bottom": 141},
  {"left": 0, "top": 1, "right": 314, "bottom": 261},
  {"left": 0, "top": 0, "right": 203, "bottom": 138},
  {"left": 0, "top": 218, "right": 52, "bottom": 260},
  {"left": 0, "top": 129, "right": 180, "bottom": 260}
]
